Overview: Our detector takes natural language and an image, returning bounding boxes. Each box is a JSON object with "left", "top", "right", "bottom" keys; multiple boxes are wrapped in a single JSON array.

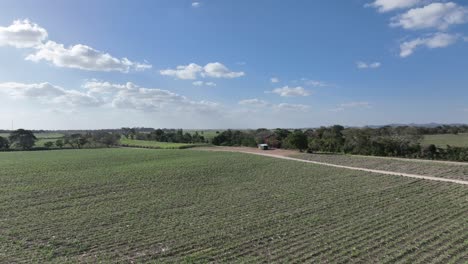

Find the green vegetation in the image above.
[
  {"left": 120, "top": 138, "right": 205, "bottom": 149},
  {"left": 0, "top": 132, "right": 64, "bottom": 139},
  {"left": 8, "top": 129, "right": 37, "bottom": 150},
  {"left": 212, "top": 126, "right": 468, "bottom": 162},
  {"left": 186, "top": 130, "right": 221, "bottom": 141},
  {"left": 0, "top": 130, "right": 123, "bottom": 151},
  {"left": 284, "top": 130, "right": 308, "bottom": 151},
  {"left": 422, "top": 133, "right": 468, "bottom": 148},
  {"left": 123, "top": 128, "right": 208, "bottom": 144},
  {"left": 25, "top": 133, "right": 65, "bottom": 149},
  {"left": 292, "top": 153, "right": 468, "bottom": 181},
  {"left": 0, "top": 148, "right": 467, "bottom": 263}
]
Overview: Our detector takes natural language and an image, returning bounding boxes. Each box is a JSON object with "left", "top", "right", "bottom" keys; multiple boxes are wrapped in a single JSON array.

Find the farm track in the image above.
[{"left": 197, "top": 147, "right": 468, "bottom": 185}]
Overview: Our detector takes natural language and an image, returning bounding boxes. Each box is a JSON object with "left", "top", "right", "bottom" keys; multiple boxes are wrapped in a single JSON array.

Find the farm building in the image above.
[{"left": 258, "top": 144, "right": 269, "bottom": 150}]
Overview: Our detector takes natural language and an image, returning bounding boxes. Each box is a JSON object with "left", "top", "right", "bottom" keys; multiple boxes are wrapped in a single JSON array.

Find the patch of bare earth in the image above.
[{"left": 196, "top": 146, "right": 298, "bottom": 157}]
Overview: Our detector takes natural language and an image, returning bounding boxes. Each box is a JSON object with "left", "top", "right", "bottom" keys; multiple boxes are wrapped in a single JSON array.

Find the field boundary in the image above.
[{"left": 198, "top": 147, "right": 468, "bottom": 186}]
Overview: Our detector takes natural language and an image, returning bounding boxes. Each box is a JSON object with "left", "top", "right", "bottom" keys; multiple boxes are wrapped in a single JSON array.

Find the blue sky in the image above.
[{"left": 0, "top": 0, "right": 467, "bottom": 129}]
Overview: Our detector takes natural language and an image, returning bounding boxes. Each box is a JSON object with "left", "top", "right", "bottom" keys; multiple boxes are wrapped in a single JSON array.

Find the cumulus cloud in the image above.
[
  {"left": 399, "top": 33, "right": 459, "bottom": 57},
  {"left": 0, "top": 81, "right": 221, "bottom": 114},
  {"left": 0, "top": 19, "right": 47, "bottom": 48},
  {"left": 160, "top": 63, "right": 203, "bottom": 80},
  {"left": 271, "top": 77, "right": 280, "bottom": 83},
  {"left": 268, "top": 86, "right": 311, "bottom": 97},
  {"left": 330, "top": 101, "right": 372, "bottom": 112},
  {"left": 0, "top": 82, "right": 99, "bottom": 107},
  {"left": 82, "top": 81, "right": 134, "bottom": 100},
  {"left": 356, "top": 61, "right": 381, "bottom": 69},
  {"left": 391, "top": 2, "right": 468, "bottom": 30},
  {"left": 161, "top": 62, "right": 244, "bottom": 80},
  {"left": 26, "top": 41, "right": 151, "bottom": 72},
  {"left": 202, "top": 62, "right": 245, "bottom": 78},
  {"left": 0, "top": 19, "right": 151, "bottom": 72},
  {"left": 192, "top": 2, "right": 201, "bottom": 7},
  {"left": 84, "top": 81, "right": 221, "bottom": 113},
  {"left": 192, "top": 81, "right": 216, "bottom": 87},
  {"left": 367, "top": 0, "right": 422, "bottom": 13}
]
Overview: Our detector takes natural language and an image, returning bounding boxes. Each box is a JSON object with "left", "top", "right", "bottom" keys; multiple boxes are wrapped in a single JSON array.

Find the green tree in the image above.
[
  {"left": 121, "top": 127, "right": 136, "bottom": 139},
  {"left": 93, "top": 132, "right": 121, "bottom": 147},
  {"left": 0, "top": 136, "right": 9, "bottom": 150},
  {"left": 55, "top": 139, "right": 64, "bottom": 149},
  {"left": 64, "top": 134, "right": 88, "bottom": 149},
  {"left": 44, "top": 141, "right": 54, "bottom": 149},
  {"left": 285, "top": 130, "right": 308, "bottom": 152},
  {"left": 9, "top": 129, "right": 37, "bottom": 150}
]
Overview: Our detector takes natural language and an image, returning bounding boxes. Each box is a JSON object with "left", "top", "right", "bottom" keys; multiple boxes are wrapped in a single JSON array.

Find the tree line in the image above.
[
  {"left": 2, "top": 125, "right": 468, "bottom": 162},
  {"left": 122, "top": 128, "right": 207, "bottom": 143},
  {"left": 212, "top": 125, "right": 468, "bottom": 162},
  {"left": 0, "top": 129, "right": 121, "bottom": 151}
]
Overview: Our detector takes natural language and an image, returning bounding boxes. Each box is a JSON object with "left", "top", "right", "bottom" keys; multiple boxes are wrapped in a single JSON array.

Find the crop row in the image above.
[{"left": 0, "top": 149, "right": 466, "bottom": 263}]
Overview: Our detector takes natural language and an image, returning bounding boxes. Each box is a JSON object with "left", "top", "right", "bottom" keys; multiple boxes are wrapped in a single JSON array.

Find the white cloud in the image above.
[
  {"left": 202, "top": 62, "right": 245, "bottom": 78},
  {"left": 85, "top": 81, "right": 221, "bottom": 113},
  {"left": 0, "top": 82, "right": 99, "bottom": 107},
  {"left": 0, "top": 19, "right": 151, "bottom": 72},
  {"left": 330, "top": 101, "right": 372, "bottom": 112},
  {"left": 399, "top": 33, "right": 459, "bottom": 57},
  {"left": 269, "top": 86, "right": 311, "bottom": 97},
  {"left": 192, "top": 2, "right": 201, "bottom": 7},
  {"left": 25, "top": 41, "right": 151, "bottom": 72},
  {"left": 357, "top": 61, "right": 381, "bottom": 69},
  {"left": 83, "top": 81, "right": 134, "bottom": 99},
  {"left": 271, "top": 77, "right": 280, "bottom": 83},
  {"left": 192, "top": 81, "right": 216, "bottom": 87},
  {"left": 0, "top": 19, "right": 48, "bottom": 48},
  {"left": 367, "top": 0, "right": 422, "bottom": 13},
  {"left": 0, "top": 81, "right": 222, "bottom": 114},
  {"left": 391, "top": 2, "right": 468, "bottom": 30},
  {"left": 160, "top": 63, "right": 203, "bottom": 80},
  {"left": 161, "top": 62, "right": 244, "bottom": 80}
]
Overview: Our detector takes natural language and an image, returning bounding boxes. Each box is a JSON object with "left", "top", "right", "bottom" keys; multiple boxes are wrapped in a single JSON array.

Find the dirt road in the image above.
[{"left": 197, "top": 147, "right": 468, "bottom": 186}]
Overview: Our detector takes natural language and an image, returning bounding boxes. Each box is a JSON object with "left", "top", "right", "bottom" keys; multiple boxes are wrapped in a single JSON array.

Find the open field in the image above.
[
  {"left": 120, "top": 138, "right": 207, "bottom": 149},
  {"left": 186, "top": 130, "right": 221, "bottom": 141},
  {"left": 292, "top": 153, "right": 468, "bottom": 182},
  {"left": 1, "top": 148, "right": 467, "bottom": 263},
  {"left": 422, "top": 133, "right": 468, "bottom": 148}
]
